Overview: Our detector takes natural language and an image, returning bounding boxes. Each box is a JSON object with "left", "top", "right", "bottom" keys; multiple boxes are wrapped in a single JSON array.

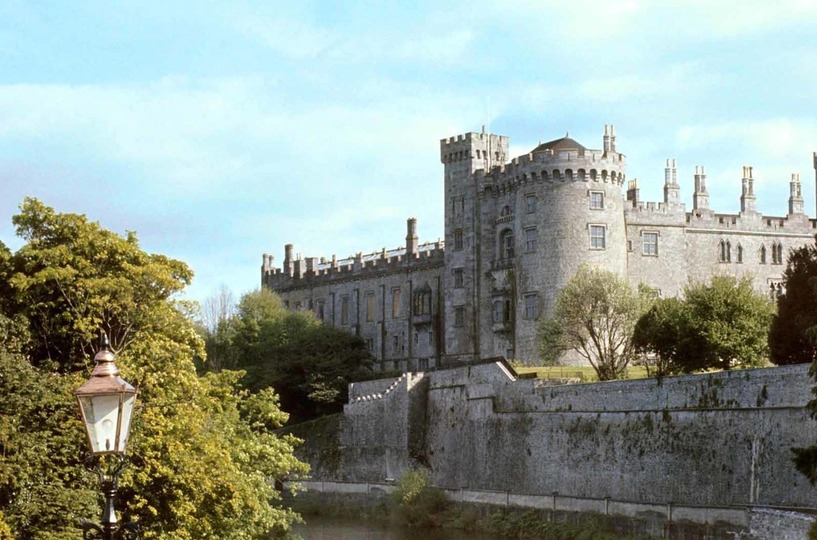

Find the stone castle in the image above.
[{"left": 262, "top": 126, "right": 817, "bottom": 370}]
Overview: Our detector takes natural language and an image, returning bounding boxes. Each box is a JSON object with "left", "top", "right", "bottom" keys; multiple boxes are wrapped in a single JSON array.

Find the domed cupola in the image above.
[{"left": 531, "top": 133, "right": 587, "bottom": 155}]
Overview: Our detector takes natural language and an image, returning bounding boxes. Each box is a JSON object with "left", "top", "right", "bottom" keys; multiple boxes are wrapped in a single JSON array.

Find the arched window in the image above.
[
  {"left": 719, "top": 240, "right": 731, "bottom": 263},
  {"left": 760, "top": 245, "right": 767, "bottom": 264},
  {"left": 772, "top": 242, "right": 783, "bottom": 264},
  {"left": 500, "top": 205, "right": 512, "bottom": 217},
  {"left": 500, "top": 229, "right": 514, "bottom": 259},
  {"left": 736, "top": 244, "right": 743, "bottom": 263}
]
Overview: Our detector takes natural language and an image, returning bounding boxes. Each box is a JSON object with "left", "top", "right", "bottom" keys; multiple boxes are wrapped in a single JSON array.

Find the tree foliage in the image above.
[
  {"left": 631, "top": 297, "right": 703, "bottom": 376},
  {"left": 633, "top": 275, "right": 775, "bottom": 374},
  {"left": 201, "top": 288, "right": 374, "bottom": 424},
  {"left": 8, "top": 197, "right": 193, "bottom": 371},
  {"left": 0, "top": 199, "right": 308, "bottom": 539},
  {"left": 538, "top": 266, "right": 647, "bottom": 380},
  {"left": 770, "top": 235, "right": 817, "bottom": 365}
]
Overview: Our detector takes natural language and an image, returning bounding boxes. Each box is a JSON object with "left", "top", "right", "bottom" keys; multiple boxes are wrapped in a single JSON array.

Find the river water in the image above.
[{"left": 291, "top": 515, "right": 498, "bottom": 540}]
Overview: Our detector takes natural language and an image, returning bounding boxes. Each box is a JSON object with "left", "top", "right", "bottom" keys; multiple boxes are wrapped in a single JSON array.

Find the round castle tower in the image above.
[{"left": 475, "top": 125, "right": 627, "bottom": 361}]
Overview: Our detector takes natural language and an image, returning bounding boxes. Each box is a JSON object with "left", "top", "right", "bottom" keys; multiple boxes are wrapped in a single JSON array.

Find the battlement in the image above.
[
  {"left": 474, "top": 147, "right": 626, "bottom": 196},
  {"left": 440, "top": 129, "right": 509, "bottom": 167},
  {"left": 263, "top": 239, "right": 445, "bottom": 291},
  {"left": 685, "top": 211, "right": 817, "bottom": 232},
  {"left": 627, "top": 200, "right": 686, "bottom": 214}
]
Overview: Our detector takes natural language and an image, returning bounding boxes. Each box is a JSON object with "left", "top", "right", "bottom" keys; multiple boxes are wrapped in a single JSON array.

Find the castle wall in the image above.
[
  {"left": 294, "top": 362, "right": 817, "bottom": 512},
  {"left": 624, "top": 203, "right": 688, "bottom": 297},
  {"left": 683, "top": 212, "right": 816, "bottom": 295}
]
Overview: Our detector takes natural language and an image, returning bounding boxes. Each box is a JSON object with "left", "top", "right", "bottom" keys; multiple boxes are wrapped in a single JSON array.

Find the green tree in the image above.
[
  {"left": 1, "top": 199, "right": 308, "bottom": 539},
  {"left": 216, "top": 288, "right": 374, "bottom": 423},
  {"left": 0, "top": 511, "right": 13, "bottom": 540},
  {"left": 770, "top": 235, "right": 817, "bottom": 365},
  {"left": 633, "top": 276, "right": 775, "bottom": 373},
  {"left": 8, "top": 197, "right": 193, "bottom": 371},
  {"left": 538, "top": 266, "right": 646, "bottom": 380},
  {"left": 632, "top": 297, "right": 704, "bottom": 376},
  {"left": 0, "top": 343, "right": 98, "bottom": 540},
  {"left": 683, "top": 275, "right": 774, "bottom": 370}
]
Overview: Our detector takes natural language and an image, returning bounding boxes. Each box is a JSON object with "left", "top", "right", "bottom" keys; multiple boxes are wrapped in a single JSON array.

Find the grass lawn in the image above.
[{"left": 514, "top": 365, "right": 650, "bottom": 382}]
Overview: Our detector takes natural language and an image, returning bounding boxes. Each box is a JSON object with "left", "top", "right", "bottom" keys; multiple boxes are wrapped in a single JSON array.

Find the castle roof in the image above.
[{"left": 531, "top": 134, "right": 586, "bottom": 154}]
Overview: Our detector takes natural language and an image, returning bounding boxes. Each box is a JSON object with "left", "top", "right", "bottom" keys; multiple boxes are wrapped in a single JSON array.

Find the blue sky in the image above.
[{"left": 1, "top": 0, "right": 816, "bottom": 305}]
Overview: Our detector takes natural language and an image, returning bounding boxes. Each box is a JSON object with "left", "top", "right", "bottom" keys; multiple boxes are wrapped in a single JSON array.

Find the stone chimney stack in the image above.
[
  {"left": 740, "top": 166, "right": 757, "bottom": 214},
  {"left": 406, "top": 217, "right": 419, "bottom": 256},
  {"left": 610, "top": 124, "right": 617, "bottom": 153},
  {"left": 626, "top": 179, "right": 639, "bottom": 206},
  {"left": 789, "top": 173, "right": 804, "bottom": 215},
  {"left": 284, "top": 243, "right": 294, "bottom": 276},
  {"left": 693, "top": 165, "right": 709, "bottom": 211},
  {"left": 603, "top": 124, "right": 611, "bottom": 154},
  {"left": 663, "top": 159, "right": 680, "bottom": 205}
]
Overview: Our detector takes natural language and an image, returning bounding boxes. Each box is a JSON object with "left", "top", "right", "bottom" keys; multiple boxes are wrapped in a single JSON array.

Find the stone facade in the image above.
[{"left": 262, "top": 126, "right": 817, "bottom": 369}]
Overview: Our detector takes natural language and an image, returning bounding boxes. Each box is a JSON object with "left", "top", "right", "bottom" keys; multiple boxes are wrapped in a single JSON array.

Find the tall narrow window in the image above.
[
  {"left": 316, "top": 300, "right": 325, "bottom": 321},
  {"left": 772, "top": 242, "right": 783, "bottom": 264},
  {"left": 391, "top": 288, "right": 402, "bottom": 318},
  {"left": 340, "top": 295, "right": 349, "bottom": 325},
  {"left": 454, "top": 306, "right": 465, "bottom": 327},
  {"left": 365, "top": 292, "right": 375, "bottom": 322},
  {"left": 736, "top": 244, "right": 743, "bottom": 263},
  {"left": 500, "top": 229, "right": 515, "bottom": 259},
  {"left": 493, "top": 300, "right": 503, "bottom": 323},
  {"left": 453, "top": 229, "right": 463, "bottom": 250},
  {"left": 524, "top": 228, "right": 537, "bottom": 253},
  {"left": 589, "top": 225, "right": 606, "bottom": 249},
  {"left": 453, "top": 268, "right": 464, "bottom": 288},
  {"left": 642, "top": 232, "right": 658, "bottom": 256},
  {"left": 719, "top": 240, "right": 731, "bottom": 263},
  {"left": 760, "top": 245, "right": 767, "bottom": 264},
  {"left": 523, "top": 293, "right": 539, "bottom": 319}
]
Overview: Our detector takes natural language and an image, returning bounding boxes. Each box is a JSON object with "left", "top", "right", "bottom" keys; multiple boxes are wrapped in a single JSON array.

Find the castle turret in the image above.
[
  {"left": 789, "top": 173, "right": 804, "bottom": 215},
  {"left": 406, "top": 217, "right": 419, "bottom": 256},
  {"left": 663, "top": 159, "right": 680, "bottom": 206},
  {"left": 693, "top": 165, "right": 709, "bottom": 211},
  {"left": 740, "top": 166, "right": 757, "bottom": 214},
  {"left": 440, "top": 128, "right": 509, "bottom": 360}
]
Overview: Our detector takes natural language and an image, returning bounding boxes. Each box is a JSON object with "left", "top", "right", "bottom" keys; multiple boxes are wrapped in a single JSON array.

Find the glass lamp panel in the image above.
[
  {"left": 117, "top": 392, "right": 137, "bottom": 452},
  {"left": 78, "top": 394, "right": 121, "bottom": 454}
]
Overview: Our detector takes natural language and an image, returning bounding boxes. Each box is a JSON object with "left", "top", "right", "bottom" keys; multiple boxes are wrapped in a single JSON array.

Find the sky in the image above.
[{"left": 1, "top": 0, "right": 816, "bottom": 306}]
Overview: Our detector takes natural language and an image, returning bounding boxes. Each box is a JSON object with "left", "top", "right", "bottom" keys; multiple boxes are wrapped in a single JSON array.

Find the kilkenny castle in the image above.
[{"left": 262, "top": 126, "right": 817, "bottom": 370}]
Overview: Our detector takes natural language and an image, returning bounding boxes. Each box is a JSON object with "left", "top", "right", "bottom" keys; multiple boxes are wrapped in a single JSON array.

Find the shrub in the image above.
[{"left": 391, "top": 468, "right": 448, "bottom": 527}]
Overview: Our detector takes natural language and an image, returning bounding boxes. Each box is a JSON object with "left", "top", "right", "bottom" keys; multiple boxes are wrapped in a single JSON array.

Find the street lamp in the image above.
[{"left": 74, "top": 333, "right": 139, "bottom": 540}]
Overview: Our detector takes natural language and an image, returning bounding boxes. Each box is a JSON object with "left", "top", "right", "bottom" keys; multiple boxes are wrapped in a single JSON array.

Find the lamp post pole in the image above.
[{"left": 74, "top": 333, "right": 139, "bottom": 540}]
